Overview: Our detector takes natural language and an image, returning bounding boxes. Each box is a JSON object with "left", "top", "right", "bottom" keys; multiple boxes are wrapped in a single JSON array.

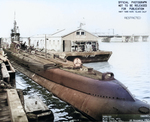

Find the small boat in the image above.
[{"left": 24, "top": 95, "right": 54, "bottom": 122}]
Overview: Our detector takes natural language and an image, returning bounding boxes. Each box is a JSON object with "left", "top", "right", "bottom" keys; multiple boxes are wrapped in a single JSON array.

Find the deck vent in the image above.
[
  {"left": 102, "top": 72, "right": 114, "bottom": 81},
  {"left": 88, "top": 68, "right": 93, "bottom": 72}
]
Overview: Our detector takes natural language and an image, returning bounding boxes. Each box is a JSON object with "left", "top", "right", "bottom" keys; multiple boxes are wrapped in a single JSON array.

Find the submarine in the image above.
[{"left": 2, "top": 19, "right": 150, "bottom": 121}]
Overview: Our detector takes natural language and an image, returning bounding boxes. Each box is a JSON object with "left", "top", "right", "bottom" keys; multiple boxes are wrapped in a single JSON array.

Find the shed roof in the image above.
[{"left": 51, "top": 28, "right": 98, "bottom": 38}]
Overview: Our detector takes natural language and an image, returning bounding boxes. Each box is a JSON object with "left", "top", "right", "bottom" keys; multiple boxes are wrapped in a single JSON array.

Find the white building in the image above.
[{"left": 26, "top": 28, "right": 99, "bottom": 53}]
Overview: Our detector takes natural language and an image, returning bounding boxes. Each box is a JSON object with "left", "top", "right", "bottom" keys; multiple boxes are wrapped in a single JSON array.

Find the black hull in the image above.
[{"left": 66, "top": 54, "right": 111, "bottom": 63}]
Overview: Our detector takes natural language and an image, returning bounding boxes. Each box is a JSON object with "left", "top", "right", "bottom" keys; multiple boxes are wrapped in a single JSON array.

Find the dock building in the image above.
[
  {"left": 26, "top": 28, "right": 99, "bottom": 53},
  {"left": 24, "top": 28, "right": 112, "bottom": 63}
]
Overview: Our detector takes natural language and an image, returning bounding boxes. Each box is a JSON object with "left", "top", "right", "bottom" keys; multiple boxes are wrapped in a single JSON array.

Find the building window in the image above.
[
  {"left": 81, "top": 32, "right": 85, "bottom": 35},
  {"left": 76, "top": 32, "right": 80, "bottom": 35}
]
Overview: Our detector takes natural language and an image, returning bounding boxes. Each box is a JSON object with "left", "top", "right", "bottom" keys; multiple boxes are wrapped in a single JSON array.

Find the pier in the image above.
[
  {"left": 7, "top": 89, "right": 28, "bottom": 122},
  {"left": 0, "top": 53, "right": 28, "bottom": 122},
  {"left": 0, "top": 44, "right": 54, "bottom": 122}
]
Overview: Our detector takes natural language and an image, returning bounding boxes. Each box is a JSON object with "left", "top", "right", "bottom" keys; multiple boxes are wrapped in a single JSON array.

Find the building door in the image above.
[
  {"left": 63, "top": 40, "right": 71, "bottom": 52},
  {"left": 63, "top": 40, "right": 65, "bottom": 52}
]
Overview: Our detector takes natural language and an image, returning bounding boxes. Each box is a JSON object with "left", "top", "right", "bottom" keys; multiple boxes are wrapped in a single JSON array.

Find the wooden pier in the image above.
[
  {"left": 0, "top": 89, "right": 28, "bottom": 122},
  {"left": 7, "top": 89, "right": 28, "bottom": 122},
  {"left": 0, "top": 50, "right": 28, "bottom": 122},
  {"left": 0, "top": 90, "right": 11, "bottom": 122},
  {"left": 0, "top": 46, "right": 54, "bottom": 122}
]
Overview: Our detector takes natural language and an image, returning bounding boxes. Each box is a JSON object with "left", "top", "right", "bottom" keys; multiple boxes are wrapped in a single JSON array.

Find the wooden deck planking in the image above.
[
  {"left": 7, "top": 89, "right": 28, "bottom": 122},
  {"left": 0, "top": 91, "right": 11, "bottom": 122},
  {"left": 1, "top": 63, "right": 10, "bottom": 82}
]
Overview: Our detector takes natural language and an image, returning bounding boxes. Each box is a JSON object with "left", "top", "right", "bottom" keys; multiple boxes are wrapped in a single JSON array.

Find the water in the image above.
[
  {"left": 16, "top": 42, "right": 150, "bottom": 121},
  {"left": 16, "top": 72, "right": 88, "bottom": 121},
  {"left": 85, "top": 42, "right": 150, "bottom": 104}
]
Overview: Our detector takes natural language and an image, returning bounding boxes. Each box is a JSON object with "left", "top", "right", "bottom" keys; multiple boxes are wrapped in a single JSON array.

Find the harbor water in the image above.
[{"left": 16, "top": 42, "right": 150, "bottom": 121}]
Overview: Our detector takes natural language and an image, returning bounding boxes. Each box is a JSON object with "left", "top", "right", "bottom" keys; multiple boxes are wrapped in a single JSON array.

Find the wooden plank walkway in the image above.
[
  {"left": 0, "top": 90, "right": 11, "bottom": 122},
  {"left": 7, "top": 89, "right": 28, "bottom": 122},
  {"left": 0, "top": 52, "right": 28, "bottom": 122}
]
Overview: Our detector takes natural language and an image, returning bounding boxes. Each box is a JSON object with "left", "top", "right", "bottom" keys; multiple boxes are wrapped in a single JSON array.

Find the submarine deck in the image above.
[
  {"left": 36, "top": 50, "right": 112, "bottom": 63},
  {"left": 12, "top": 50, "right": 104, "bottom": 80}
]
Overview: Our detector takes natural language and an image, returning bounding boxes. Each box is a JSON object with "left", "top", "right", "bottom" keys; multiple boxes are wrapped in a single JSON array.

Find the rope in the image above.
[{"left": 0, "top": 80, "right": 12, "bottom": 89}]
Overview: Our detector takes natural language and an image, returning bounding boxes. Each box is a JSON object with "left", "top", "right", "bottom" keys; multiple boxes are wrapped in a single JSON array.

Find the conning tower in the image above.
[
  {"left": 10, "top": 16, "right": 20, "bottom": 42},
  {"left": 10, "top": 16, "right": 21, "bottom": 53}
]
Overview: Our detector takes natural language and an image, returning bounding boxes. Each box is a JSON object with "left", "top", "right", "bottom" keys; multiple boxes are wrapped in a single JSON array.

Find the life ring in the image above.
[{"left": 73, "top": 58, "right": 82, "bottom": 68}]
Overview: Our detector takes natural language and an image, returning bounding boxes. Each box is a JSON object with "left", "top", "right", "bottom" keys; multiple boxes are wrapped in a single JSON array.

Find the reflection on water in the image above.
[
  {"left": 16, "top": 72, "right": 89, "bottom": 122},
  {"left": 16, "top": 42, "right": 150, "bottom": 121}
]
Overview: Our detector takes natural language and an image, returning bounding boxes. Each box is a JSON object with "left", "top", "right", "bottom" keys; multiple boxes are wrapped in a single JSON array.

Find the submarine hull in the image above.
[{"left": 5, "top": 50, "right": 150, "bottom": 121}]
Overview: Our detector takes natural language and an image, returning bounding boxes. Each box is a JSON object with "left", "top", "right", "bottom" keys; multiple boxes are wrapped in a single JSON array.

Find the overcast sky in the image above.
[{"left": 0, "top": 0, "right": 149, "bottom": 37}]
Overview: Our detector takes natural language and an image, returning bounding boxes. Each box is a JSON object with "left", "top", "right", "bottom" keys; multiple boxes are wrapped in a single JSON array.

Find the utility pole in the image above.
[{"left": 45, "top": 34, "right": 47, "bottom": 58}]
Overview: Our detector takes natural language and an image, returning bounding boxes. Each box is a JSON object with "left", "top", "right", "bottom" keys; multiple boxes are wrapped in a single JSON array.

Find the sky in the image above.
[{"left": 0, "top": 0, "right": 149, "bottom": 37}]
